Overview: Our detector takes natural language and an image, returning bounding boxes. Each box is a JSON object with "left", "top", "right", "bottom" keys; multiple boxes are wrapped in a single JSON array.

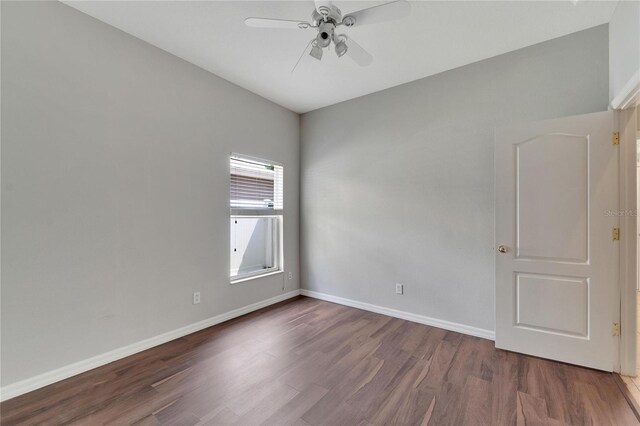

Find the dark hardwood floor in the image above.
[{"left": 1, "top": 296, "right": 637, "bottom": 425}]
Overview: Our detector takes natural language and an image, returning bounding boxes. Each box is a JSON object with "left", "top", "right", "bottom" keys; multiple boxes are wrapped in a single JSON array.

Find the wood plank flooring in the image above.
[{"left": 1, "top": 296, "right": 637, "bottom": 425}]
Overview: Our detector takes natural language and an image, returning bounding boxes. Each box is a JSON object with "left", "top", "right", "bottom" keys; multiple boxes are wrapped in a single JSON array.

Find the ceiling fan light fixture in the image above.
[
  {"left": 310, "top": 43, "right": 323, "bottom": 60},
  {"left": 335, "top": 39, "right": 348, "bottom": 57},
  {"left": 342, "top": 16, "right": 356, "bottom": 27}
]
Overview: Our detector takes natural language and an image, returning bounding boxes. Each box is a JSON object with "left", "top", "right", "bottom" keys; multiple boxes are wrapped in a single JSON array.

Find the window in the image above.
[{"left": 230, "top": 154, "right": 283, "bottom": 282}]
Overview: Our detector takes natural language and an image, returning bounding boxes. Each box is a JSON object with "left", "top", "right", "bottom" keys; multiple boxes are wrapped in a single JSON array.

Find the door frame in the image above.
[{"left": 619, "top": 106, "right": 639, "bottom": 376}]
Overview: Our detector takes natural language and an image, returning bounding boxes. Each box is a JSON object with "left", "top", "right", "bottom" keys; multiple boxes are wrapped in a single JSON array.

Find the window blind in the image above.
[{"left": 230, "top": 156, "right": 283, "bottom": 211}]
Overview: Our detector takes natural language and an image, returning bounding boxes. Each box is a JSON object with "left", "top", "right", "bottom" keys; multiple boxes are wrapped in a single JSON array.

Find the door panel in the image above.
[
  {"left": 515, "top": 273, "right": 589, "bottom": 337},
  {"left": 495, "top": 111, "right": 618, "bottom": 371},
  {"left": 516, "top": 134, "right": 589, "bottom": 262}
]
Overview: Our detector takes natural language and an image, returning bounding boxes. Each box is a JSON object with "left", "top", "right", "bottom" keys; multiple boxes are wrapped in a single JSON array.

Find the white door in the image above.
[{"left": 495, "top": 111, "right": 619, "bottom": 371}]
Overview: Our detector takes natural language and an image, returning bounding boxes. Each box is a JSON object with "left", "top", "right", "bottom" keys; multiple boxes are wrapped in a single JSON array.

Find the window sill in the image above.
[{"left": 230, "top": 270, "right": 283, "bottom": 285}]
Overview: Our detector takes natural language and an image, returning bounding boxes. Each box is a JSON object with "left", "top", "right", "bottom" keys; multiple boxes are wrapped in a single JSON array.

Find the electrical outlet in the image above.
[
  {"left": 288, "top": 272, "right": 293, "bottom": 280},
  {"left": 395, "top": 283, "right": 403, "bottom": 295},
  {"left": 193, "top": 292, "right": 201, "bottom": 304}
]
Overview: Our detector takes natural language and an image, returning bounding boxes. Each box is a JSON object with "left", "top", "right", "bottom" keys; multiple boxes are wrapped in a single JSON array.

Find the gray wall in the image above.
[
  {"left": 1, "top": 1, "right": 299, "bottom": 386},
  {"left": 300, "top": 25, "right": 609, "bottom": 333},
  {"left": 609, "top": 0, "right": 640, "bottom": 103}
]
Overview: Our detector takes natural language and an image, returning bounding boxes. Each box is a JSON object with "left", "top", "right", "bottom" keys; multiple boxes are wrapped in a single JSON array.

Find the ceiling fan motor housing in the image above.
[
  {"left": 311, "top": 4, "right": 342, "bottom": 27},
  {"left": 316, "top": 21, "right": 335, "bottom": 48}
]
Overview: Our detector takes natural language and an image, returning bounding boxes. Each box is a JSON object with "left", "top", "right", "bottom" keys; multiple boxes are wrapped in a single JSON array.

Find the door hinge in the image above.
[
  {"left": 613, "top": 323, "right": 621, "bottom": 336},
  {"left": 613, "top": 228, "right": 620, "bottom": 240},
  {"left": 613, "top": 131, "right": 620, "bottom": 145}
]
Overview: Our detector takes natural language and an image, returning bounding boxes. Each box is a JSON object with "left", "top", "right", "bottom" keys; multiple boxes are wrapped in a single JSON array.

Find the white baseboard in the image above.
[
  {"left": 0, "top": 289, "right": 301, "bottom": 402},
  {"left": 300, "top": 289, "right": 495, "bottom": 341}
]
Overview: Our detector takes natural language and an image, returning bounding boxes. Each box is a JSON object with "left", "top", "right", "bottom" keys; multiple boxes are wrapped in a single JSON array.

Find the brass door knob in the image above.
[{"left": 498, "top": 245, "right": 509, "bottom": 253}]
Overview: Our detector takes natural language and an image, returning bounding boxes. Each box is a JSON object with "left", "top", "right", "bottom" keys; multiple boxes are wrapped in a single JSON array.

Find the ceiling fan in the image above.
[{"left": 244, "top": 0, "right": 411, "bottom": 71}]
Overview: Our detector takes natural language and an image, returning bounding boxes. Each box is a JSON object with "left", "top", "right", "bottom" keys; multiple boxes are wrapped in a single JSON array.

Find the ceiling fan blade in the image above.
[
  {"left": 342, "top": 0, "right": 410, "bottom": 27},
  {"left": 244, "top": 17, "right": 313, "bottom": 29},
  {"left": 291, "top": 38, "right": 316, "bottom": 73},
  {"left": 343, "top": 36, "right": 373, "bottom": 67}
]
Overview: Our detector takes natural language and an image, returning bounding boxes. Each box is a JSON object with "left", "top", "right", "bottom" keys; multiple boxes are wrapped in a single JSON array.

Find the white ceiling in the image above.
[{"left": 64, "top": 1, "right": 618, "bottom": 113}]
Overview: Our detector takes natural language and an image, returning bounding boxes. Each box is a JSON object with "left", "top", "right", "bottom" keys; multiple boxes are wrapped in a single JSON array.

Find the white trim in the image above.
[
  {"left": 230, "top": 269, "right": 283, "bottom": 284},
  {"left": 0, "top": 290, "right": 301, "bottom": 402},
  {"left": 611, "top": 69, "right": 640, "bottom": 111},
  {"left": 619, "top": 107, "right": 638, "bottom": 376},
  {"left": 300, "top": 289, "right": 495, "bottom": 341},
  {"left": 230, "top": 152, "right": 282, "bottom": 167},
  {"left": 230, "top": 209, "right": 283, "bottom": 216}
]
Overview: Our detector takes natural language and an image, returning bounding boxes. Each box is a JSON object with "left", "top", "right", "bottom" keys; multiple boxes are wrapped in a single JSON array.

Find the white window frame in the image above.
[
  {"left": 229, "top": 153, "right": 284, "bottom": 284},
  {"left": 230, "top": 215, "right": 283, "bottom": 284}
]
